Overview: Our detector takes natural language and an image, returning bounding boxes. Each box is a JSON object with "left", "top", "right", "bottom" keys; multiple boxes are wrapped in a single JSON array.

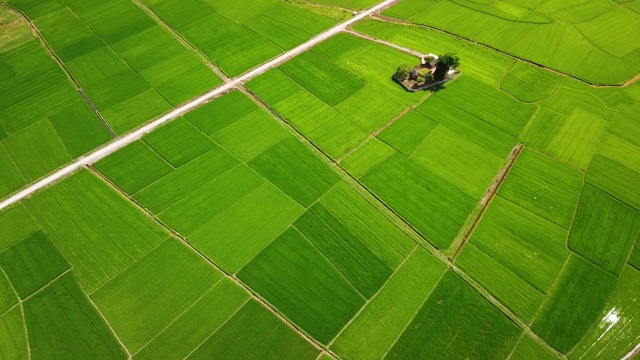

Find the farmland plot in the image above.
[
  {"left": 340, "top": 138, "right": 396, "bottom": 178},
  {"left": 0, "top": 307, "right": 27, "bottom": 360},
  {"left": 0, "top": 270, "right": 17, "bottom": 315},
  {"left": 511, "top": 336, "right": 558, "bottom": 360},
  {"left": 500, "top": 61, "right": 561, "bottom": 103},
  {"left": 332, "top": 248, "right": 445, "bottom": 360},
  {"left": 586, "top": 155, "right": 640, "bottom": 210},
  {"left": 0, "top": 204, "right": 39, "bottom": 251},
  {"left": 377, "top": 110, "right": 437, "bottom": 156},
  {"left": 386, "top": 271, "right": 521, "bottom": 359},
  {"left": 532, "top": 255, "right": 617, "bottom": 353},
  {"left": 569, "top": 186, "right": 640, "bottom": 275}
]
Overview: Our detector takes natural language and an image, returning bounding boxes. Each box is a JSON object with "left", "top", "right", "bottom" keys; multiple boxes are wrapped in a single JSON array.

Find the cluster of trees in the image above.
[{"left": 394, "top": 53, "right": 460, "bottom": 83}]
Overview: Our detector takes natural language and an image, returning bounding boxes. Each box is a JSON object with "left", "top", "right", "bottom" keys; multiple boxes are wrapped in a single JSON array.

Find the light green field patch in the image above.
[
  {"left": 190, "top": 182, "right": 304, "bottom": 273},
  {"left": 321, "top": 182, "right": 415, "bottom": 269},
  {"left": 0, "top": 145, "right": 25, "bottom": 199},
  {"left": 135, "top": 278, "right": 250, "bottom": 360},
  {"left": 187, "top": 299, "right": 319, "bottom": 360},
  {"left": 3, "top": 119, "right": 72, "bottom": 182},
  {"left": 24, "top": 170, "right": 169, "bottom": 292},
  {"left": 94, "top": 141, "right": 174, "bottom": 195},
  {"left": 569, "top": 186, "right": 640, "bottom": 276},
  {"left": 185, "top": 91, "right": 259, "bottom": 135},
  {"left": 0, "top": 231, "right": 70, "bottom": 299},
  {"left": 0, "top": 204, "right": 38, "bottom": 252},
  {"left": 332, "top": 248, "right": 445, "bottom": 360},
  {"left": 335, "top": 86, "right": 407, "bottom": 132},
  {"left": 377, "top": 110, "right": 437, "bottom": 156},
  {"left": 533, "top": 255, "right": 617, "bottom": 353},
  {"left": 101, "top": 89, "right": 171, "bottom": 134},
  {"left": 521, "top": 110, "right": 565, "bottom": 153},
  {"left": 341, "top": 138, "right": 396, "bottom": 179},
  {"left": 91, "top": 239, "right": 222, "bottom": 353},
  {"left": 411, "top": 125, "right": 504, "bottom": 200},
  {"left": 498, "top": 149, "right": 583, "bottom": 229},
  {"left": 587, "top": 155, "right": 640, "bottom": 210},
  {"left": 238, "top": 228, "right": 365, "bottom": 344},
  {"left": 159, "top": 164, "right": 264, "bottom": 235},
  {"left": 0, "top": 269, "right": 17, "bottom": 315},
  {"left": 133, "top": 147, "right": 239, "bottom": 214},
  {"left": 143, "top": 118, "right": 215, "bottom": 168},
  {"left": 25, "top": 274, "right": 127, "bottom": 359},
  {"left": 211, "top": 109, "right": 288, "bottom": 161},
  {"left": 470, "top": 196, "right": 569, "bottom": 293},
  {"left": 570, "top": 266, "right": 640, "bottom": 360},
  {"left": 546, "top": 108, "right": 605, "bottom": 169},
  {"left": 598, "top": 133, "right": 640, "bottom": 175},
  {"left": 456, "top": 243, "right": 545, "bottom": 322},
  {"left": 48, "top": 100, "right": 112, "bottom": 158},
  {"left": 280, "top": 51, "right": 365, "bottom": 107},
  {"left": 0, "top": 306, "right": 27, "bottom": 360},
  {"left": 500, "top": 61, "right": 561, "bottom": 103},
  {"left": 249, "top": 137, "right": 341, "bottom": 207},
  {"left": 511, "top": 336, "right": 557, "bottom": 360}
]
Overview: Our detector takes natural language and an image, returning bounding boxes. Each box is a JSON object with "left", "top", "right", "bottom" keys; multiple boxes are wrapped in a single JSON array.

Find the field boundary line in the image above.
[
  {"left": 344, "top": 29, "right": 425, "bottom": 58},
  {"left": 20, "top": 268, "right": 73, "bottom": 303},
  {"left": 0, "top": 0, "right": 401, "bottom": 211},
  {"left": 84, "top": 292, "right": 132, "bottom": 359},
  {"left": 379, "top": 266, "right": 448, "bottom": 359},
  {"left": 0, "top": 267, "right": 31, "bottom": 360},
  {"left": 0, "top": 3, "right": 116, "bottom": 138},
  {"left": 450, "top": 144, "right": 523, "bottom": 262},
  {"left": 130, "top": 0, "right": 231, "bottom": 82},
  {"left": 326, "top": 245, "right": 419, "bottom": 348}
]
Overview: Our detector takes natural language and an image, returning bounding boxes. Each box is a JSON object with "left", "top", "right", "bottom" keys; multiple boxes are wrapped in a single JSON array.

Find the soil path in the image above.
[{"left": 0, "top": 0, "right": 400, "bottom": 211}]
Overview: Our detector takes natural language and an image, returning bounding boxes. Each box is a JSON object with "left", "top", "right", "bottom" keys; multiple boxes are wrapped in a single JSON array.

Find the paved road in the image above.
[{"left": 0, "top": 0, "right": 399, "bottom": 211}]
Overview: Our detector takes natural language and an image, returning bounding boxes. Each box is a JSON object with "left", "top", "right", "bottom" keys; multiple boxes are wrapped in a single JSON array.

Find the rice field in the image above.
[{"left": 0, "top": 0, "right": 639, "bottom": 359}]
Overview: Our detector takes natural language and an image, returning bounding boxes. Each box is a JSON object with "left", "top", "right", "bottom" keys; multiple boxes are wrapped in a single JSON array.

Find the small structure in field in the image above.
[{"left": 393, "top": 53, "right": 460, "bottom": 92}]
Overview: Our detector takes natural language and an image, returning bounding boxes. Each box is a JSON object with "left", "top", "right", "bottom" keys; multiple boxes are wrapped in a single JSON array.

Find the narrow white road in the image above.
[{"left": 0, "top": 0, "right": 399, "bottom": 211}]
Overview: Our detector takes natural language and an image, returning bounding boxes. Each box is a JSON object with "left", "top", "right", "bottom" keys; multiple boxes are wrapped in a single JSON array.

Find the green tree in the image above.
[
  {"left": 434, "top": 53, "right": 460, "bottom": 81},
  {"left": 394, "top": 64, "right": 411, "bottom": 80}
]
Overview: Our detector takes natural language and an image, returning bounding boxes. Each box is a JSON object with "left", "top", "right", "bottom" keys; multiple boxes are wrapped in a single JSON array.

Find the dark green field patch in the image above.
[
  {"left": 320, "top": 182, "right": 415, "bottom": 269},
  {"left": 500, "top": 61, "right": 561, "bottom": 103},
  {"left": 249, "top": 137, "right": 340, "bottom": 207},
  {"left": 569, "top": 186, "right": 640, "bottom": 275},
  {"left": 387, "top": 271, "right": 521, "bottom": 359},
  {"left": 0, "top": 270, "right": 17, "bottom": 315},
  {"left": 48, "top": 100, "right": 112, "bottom": 158},
  {"left": 630, "top": 243, "right": 640, "bottom": 270},
  {"left": 362, "top": 153, "right": 476, "bottom": 249},
  {"left": 143, "top": 118, "right": 215, "bottom": 167},
  {"left": 532, "top": 255, "right": 617, "bottom": 353},
  {"left": 280, "top": 51, "right": 365, "bottom": 106},
  {"left": 94, "top": 141, "right": 174, "bottom": 194},
  {"left": 238, "top": 228, "right": 365, "bottom": 344},
  {"left": 587, "top": 155, "right": 640, "bottom": 210},
  {"left": 0, "top": 145, "right": 26, "bottom": 199},
  {"left": 0, "top": 204, "right": 39, "bottom": 252},
  {"left": 294, "top": 204, "right": 393, "bottom": 298},
  {"left": 188, "top": 300, "right": 318, "bottom": 360},
  {"left": 24, "top": 274, "right": 127, "bottom": 359},
  {"left": 510, "top": 336, "right": 557, "bottom": 360},
  {"left": 377, "top": 110, "right": 437, "bottom": 156},
  {"left": 0, "top": 231, "right": 70, "bottom": 299},
  {"left": 498, "top": 149, "right": 583, "bottom": 228},
  {"left": 83, "top": 69, "right": 150, "bottom": 110},
  {"left": 185, "top": 91, "right": 259, "bottom": 135}
]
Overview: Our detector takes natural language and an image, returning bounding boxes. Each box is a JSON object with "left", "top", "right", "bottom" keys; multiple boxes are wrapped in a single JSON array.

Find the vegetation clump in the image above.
[{"left": 393, "top": 53, "right": 459, "bottom": 91}]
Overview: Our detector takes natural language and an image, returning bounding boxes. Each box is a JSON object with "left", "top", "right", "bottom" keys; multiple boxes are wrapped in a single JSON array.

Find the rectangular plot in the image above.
[
  {"left": 3, "top": 119, "right": 72, "bottom": 182},
  {"left": 335, "top": 86, "right": 406, "bottom": 133},
  {"left": 0, "top": 268, "right": 18, "bottom": 315},
  {"left": 65, "top": 46, "right": 128, "bottom": 86},
  {"left": 238, "top": 228, "right": 365, "bottom": 344},
  {"left": 24, "top": 170, "right": 169, "bottom": 292},
  {"left": 294, "top": 204, "right": 393, "bottom": 299},
  {"left": 185, "top": 91, "right": 259, "bottom": 135},
  {"left": 498, "top": 149, "right": 583, "bottom": 228},
  {"left": 511, "top": 336, "right": 557, "bottom": 360},
  {"left": 547, "top": 108, "right": 605, "bottom": 169},
  {"left": 0, "top": 145, "right": 26, "bottom": 198},
  {"left": 598, "top": 133, "right": 640, "bottom": 175},
  {"left": 91, "top": 239, "right": 222, "bottom": 353},
  {"left": 569, "top": 186, "right": 640, "bottom": 276},
  {"left": 0, "top": 307, "right": 27, "bottom": 360},
  {"left": 377, "top": 110, "right": 437, "bottom": 156},
  {"left": 211, "top": 109, "right": 288, "bottom": 161},
  {"left": 456, "top": 243, "right": 545, "bottom": 322},
  {"left": 261, "top": 2, "right": 336, "bottom": 35},
  {"left": 94, "top": 141, "right": 174, "bottom": 195},
  {"left": 84, "top": 69, "right": 150, "bottom": 110},
  {"left": 387, "top": 271, "right": 521, "bottom": 360},
  {"left": 25, "top": 274, "right": 127, "bottom": 359},
  {"left": 154, "top": 65, "right": 220, "bottom": 106},
  {"left": 321, "top": 182, "right": 415, "bottom": 269},
  {"left": 0, "top": 204, "right": 39, "bottom": 252},
  {"left": 586, "top": 155, "right": 640, "bottom": 210},
  {"left": 248, "top": 137, "right": 340, "bottom": 207},
  {"left": 143, "top": 118, "right": 215, "bottom": 168},
  {"left": 190, "top": 182, "right": 304, "bottom": 273},
  {"left": 411, "top": 126, "right": 504, "bottom": 200},
  {"left": 532, "top": 255, "right": 617, "bottom": 353},
  {"left": 242, "top": 14, "right": 309, "bottom": 50},
  {"left": 470, "top": 196, "right": 569, "bottom": 293},
  {"left": 133, "top": 147, "right": 239, "bottom": 214},
  {"left": 135, "top": 278, "right": 250, "bottom": 360},
  {"left": 0, "top": 231, "right": 70, "bottom": 299},
  {"left": 341, "top": 138, "right": 396, "bottom": 179},
  {"left": 48, "top": 100, "right": 112, "bottom": 158},
  {"left": 187, "top": 300, "right": 319, "bottom": 360},
  {"left": 362, "top": 153, "right": 476, "bottom": 249},
  {"left": 521, "top": 110, "right": 565, "bottom": 150},
  {"left": 159, "top": 164, "right": 264, "bottom": 235},
  {"left": 101, "top": 88, "right": 171, "bottom": 134},
  {"left": 332, "top": 248, "right": 445, "bottom": 360},
  {"left": 280, "top": 52, "right": 364, "bottom": 106}
]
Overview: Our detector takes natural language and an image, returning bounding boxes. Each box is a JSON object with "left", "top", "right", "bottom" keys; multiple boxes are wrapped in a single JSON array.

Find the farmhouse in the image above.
[{"left": 394, "top": 53, "right": 459, "bottom": 92}]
